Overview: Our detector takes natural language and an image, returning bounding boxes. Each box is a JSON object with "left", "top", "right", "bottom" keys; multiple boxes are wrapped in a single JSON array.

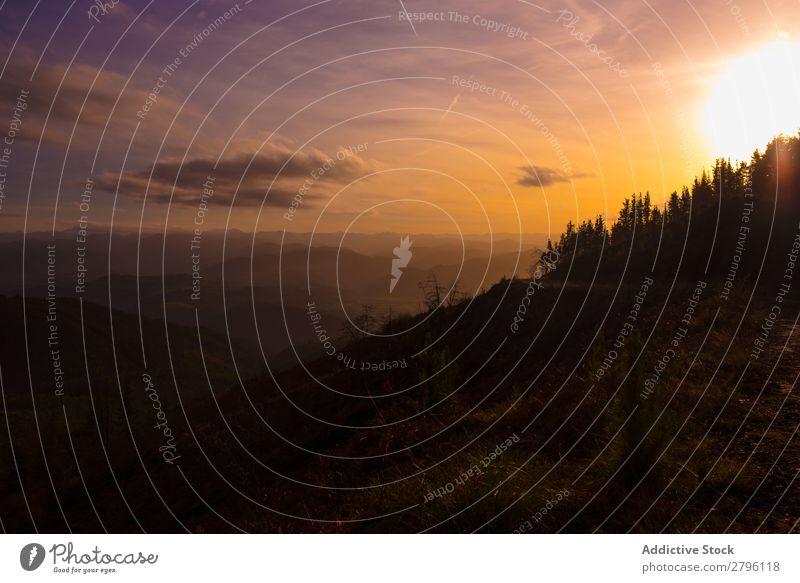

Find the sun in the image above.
[{"left": 704, "top": 39, "right": 800, "bottom": 161}]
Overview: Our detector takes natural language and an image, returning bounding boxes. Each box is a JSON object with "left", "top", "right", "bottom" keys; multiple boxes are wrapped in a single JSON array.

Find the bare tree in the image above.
[
  {"left": 418, "top": 274, "right": 446, "bottom": 312},
  {"left": 445, "top": 279, "right": 465, "bottom": 307},
  {"left": 381, "top": 307, "right": 394, "bottom": 332},
  {"left": 354, "top": 303, "right": 375, "bottom": 336}
]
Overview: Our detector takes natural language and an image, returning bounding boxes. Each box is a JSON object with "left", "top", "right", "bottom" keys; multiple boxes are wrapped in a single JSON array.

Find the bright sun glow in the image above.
[{"left": 704, "top": 39, "right": 800, "bottom": 161}]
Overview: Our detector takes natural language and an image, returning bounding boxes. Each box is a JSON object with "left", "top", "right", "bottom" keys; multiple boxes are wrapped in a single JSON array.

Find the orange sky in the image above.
[{"left": 1, "top": 0, "right": 799, "bottom": 240}]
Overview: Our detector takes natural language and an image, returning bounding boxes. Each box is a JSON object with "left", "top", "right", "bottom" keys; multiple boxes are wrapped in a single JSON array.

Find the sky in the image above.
[{"left": 0, "top": 0, "right": 798, "bottom": 241}]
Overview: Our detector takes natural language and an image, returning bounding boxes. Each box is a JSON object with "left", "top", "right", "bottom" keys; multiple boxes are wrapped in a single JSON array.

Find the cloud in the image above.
[
  {"left": 0, "top": 51, "right": 186, "bottom": 147},
  {"left": 94, "top": 142, "right": 379, "bottom": 207},
  {"left": 439, "top": 90, "right": 462, "bottom": 121},
  {"left": 517, "top": 165, "right": 592, "bottom": 187}
]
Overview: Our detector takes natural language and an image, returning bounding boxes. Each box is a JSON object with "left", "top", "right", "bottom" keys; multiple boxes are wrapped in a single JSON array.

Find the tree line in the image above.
[{"left": 543, "top": 134, "right": 800, "bottom": 284}]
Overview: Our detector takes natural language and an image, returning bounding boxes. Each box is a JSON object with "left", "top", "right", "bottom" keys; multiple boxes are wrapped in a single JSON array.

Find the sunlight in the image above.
[{"left": 704, "top": 39, "right": 800, "bottom": 161}]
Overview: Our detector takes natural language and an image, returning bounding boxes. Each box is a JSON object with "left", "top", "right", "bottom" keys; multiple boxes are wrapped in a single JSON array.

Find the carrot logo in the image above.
[
  {"left": 390, "top": 235, "right": 413, "bottom": 293},
  {"left": 20, "top": 543, "right": 45, "bottom": 571}
]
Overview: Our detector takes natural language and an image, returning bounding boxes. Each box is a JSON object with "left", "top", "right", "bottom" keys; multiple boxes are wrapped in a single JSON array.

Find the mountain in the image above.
[{"left": 2, "top": 136, "right": 800, "bottom": 533}]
